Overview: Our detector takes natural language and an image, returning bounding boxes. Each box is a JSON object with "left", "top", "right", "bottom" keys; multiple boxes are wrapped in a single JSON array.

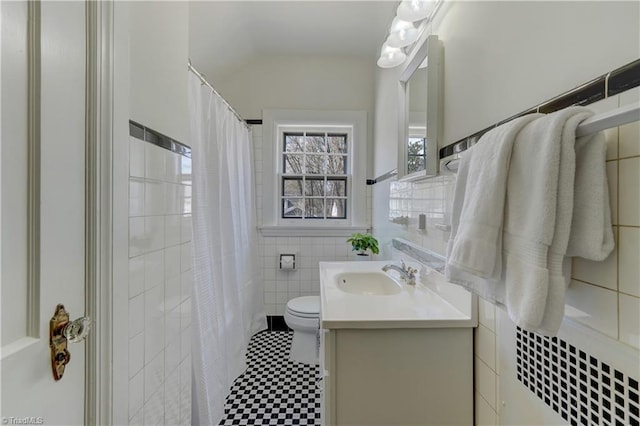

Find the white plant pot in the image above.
[{"left": 355, "top": 253, "right": 371, "bottom": 261}]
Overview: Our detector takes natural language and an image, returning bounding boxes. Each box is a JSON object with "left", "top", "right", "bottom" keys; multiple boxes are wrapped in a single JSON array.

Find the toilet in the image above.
[{"left": 284, "top": 296, "right": 320, "bottom": 365}]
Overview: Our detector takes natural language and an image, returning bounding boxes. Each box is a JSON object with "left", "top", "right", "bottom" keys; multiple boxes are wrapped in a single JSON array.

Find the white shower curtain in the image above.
[{"left": 188, "top": 72, "right": 267, "bottom": 425}]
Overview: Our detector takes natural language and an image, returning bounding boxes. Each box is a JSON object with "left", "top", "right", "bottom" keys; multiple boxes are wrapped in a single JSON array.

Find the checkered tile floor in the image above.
[{"left": 219, "top": 331, "right": 322, "bottom": 425}]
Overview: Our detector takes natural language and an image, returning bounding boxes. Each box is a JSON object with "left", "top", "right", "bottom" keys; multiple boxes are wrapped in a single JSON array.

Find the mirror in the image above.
[{"left": 397, "top": 35, "right": 443, "bottom": 180}]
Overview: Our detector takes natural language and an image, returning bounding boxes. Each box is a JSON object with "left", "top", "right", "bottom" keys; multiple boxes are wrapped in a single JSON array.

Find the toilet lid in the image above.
[{"left": 287, "top": 296, "right": 320, "bottom": 317}]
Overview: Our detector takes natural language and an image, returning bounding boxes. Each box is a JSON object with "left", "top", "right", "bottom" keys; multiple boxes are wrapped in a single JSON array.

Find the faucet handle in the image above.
[
  {"left": 400, "top": 260, "right": 407, "bottom": 271},
  {"left": 406, "top": 266, "right": 418, "bottom": 285}
]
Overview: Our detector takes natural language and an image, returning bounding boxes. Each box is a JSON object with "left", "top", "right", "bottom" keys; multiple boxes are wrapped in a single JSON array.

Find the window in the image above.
[
  {"left": 261, "top": 109, "right": 368, "bottom": 236},
  {"left": 407, "top": 137, "right": 426, "bottom": 174},
  {"left": 281, "top": 131, "right": 348, "bottom": 220}
]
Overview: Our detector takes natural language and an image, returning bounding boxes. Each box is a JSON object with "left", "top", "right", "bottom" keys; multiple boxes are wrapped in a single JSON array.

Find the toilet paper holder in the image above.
[{"left": 279, "top": 254, "right": 296, "bottom": 270}]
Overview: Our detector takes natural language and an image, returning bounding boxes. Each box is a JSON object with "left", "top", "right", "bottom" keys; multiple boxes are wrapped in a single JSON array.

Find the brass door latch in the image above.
[{"left": 49, "top": 304, "right": 91, "bottom": 381}]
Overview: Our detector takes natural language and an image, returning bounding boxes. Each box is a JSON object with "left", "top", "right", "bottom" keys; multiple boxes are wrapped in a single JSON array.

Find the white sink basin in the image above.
[{"left": 336, "top": 272, "right": 402, "bottom": 296}]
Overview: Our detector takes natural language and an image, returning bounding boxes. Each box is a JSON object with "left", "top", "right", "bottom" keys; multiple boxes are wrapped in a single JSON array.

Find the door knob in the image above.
[{"left": 49, "top": 304, "right": 91, "bottom": 381}]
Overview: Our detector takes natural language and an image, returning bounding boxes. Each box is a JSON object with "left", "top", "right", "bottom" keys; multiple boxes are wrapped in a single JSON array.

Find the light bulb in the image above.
[
  {"left": 397, "top": 0, "right": 436, "bottom": 22},
  {"left": 386, "top": 17, "right": 419, "bottom": 48},
  {"left": 377, "top": 43, "right": 407, "bottom": 68}
]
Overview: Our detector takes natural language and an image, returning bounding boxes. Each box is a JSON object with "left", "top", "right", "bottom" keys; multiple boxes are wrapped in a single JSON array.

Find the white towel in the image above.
[
  {"left": 566, "top": 132, "right": 615, "bottom": 260},
  {"left": 446, "top": 114, "right": 541, "bottom": 286},
  {"left": 503, "top": 107, "right": 592, "bottom": 333},
  {"left": 446, "top": 106, "right": 614, "bottom": 336},
  {"left": 535, "top": 126, "right": 614, "bottom": 334}
]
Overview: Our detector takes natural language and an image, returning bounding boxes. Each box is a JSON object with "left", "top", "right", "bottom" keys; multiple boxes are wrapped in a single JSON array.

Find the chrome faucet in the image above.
[{"left": 382, "top": 260, "right": 418, "bottom": 285}]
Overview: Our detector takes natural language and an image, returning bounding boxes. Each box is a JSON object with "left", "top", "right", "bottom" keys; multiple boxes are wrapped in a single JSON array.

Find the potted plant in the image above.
[{"left": 346, "top": 233, "right": 380, "bottom": 259}]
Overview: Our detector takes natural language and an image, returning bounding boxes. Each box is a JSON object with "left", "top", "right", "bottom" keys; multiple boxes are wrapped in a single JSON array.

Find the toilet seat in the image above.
[{"left": 286, "top": 296, "right": 319, "bottom": 318}]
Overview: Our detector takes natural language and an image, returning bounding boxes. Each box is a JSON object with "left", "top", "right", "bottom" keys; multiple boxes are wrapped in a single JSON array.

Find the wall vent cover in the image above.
[{"left": 516, "top": 327, "right": 639, "bottom": 426}]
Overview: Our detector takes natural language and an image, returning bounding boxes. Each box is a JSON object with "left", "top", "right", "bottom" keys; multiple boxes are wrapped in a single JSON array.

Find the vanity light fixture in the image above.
[{"left": 376, "top": 0, "right": 442, "bottom": 68}]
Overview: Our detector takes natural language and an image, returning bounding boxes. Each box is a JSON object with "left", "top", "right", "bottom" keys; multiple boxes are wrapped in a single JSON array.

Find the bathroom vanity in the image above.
[{"left": 319, "top": 261, "right": 476, "bottom": 426}]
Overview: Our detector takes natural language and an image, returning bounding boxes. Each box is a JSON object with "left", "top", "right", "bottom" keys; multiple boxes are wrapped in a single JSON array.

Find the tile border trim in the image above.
[
  {"left": 129, "top": 120, "right": 191, "bottom": 158},
  {"left": 266, "top": 315, "right": 290, "bottom": 331}
]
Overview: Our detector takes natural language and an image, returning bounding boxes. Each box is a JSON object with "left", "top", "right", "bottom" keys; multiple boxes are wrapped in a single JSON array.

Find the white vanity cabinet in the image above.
[
  {"left": 318, "top": 261, "right": 477, "bottom": 426},
  {"left": 320, "top": 326, "right": 473, "bottom": 426}
]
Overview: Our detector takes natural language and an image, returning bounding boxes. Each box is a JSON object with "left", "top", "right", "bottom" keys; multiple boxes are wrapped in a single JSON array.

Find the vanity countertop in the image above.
[{"left": 319, "top": 261, "right": 476, "bottom": 329}]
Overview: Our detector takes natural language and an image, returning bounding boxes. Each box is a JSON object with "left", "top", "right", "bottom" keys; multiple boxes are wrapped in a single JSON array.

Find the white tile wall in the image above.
[
  {"left": 258, "top": 235, "right": 368, "bottom": 315},
  {"left": 475, "top": 323, "right": 497, "bottom": 371},
  {"left": 475, "top": 356, "right": 497, "bottom": 409},
  {"left": 475, "top": 391, "right": 498, "bottom": 426},
  {"left": 620, "top": 89, "right": 640, "bottom": 158},
  {"left": 565, "top": 279, "right": 619, "bottom": 338},
  {"left": 571, "top": 227, "right": 618, "bottom": 291},
  {"left": 252, "top": 125, "right": 374, "bottom": 315},
  {"left": 619, "top": 226, "right": 640, "bottom": 297},
  {"left": 619, "top": 157, "right": 640, "bottom": 226},
  {"left": 388, "top": 174, "right": 455, "bottom": 257},
  {"left": 478, "top": 297, "right": 496, "bottom": 333},
  {"left": 127, "top": 136, "right": 192, "bottom": 425}
]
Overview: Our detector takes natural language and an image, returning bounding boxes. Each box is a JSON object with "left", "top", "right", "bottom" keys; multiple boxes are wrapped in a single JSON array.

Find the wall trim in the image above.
[
  {"left": 129, "top": 120, "right": 191, "bottom": 157},
  {"left": 84, "top": 1, "right": 114, "bottom": 424}
]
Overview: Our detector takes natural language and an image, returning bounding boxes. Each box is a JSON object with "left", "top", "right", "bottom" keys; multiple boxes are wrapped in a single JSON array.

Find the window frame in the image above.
[
  {"left": 278, "top": 126, "right": 351, "bottom": 222},
  {"left": 261, "top": 109, "right": 368, "bottom": 236}
]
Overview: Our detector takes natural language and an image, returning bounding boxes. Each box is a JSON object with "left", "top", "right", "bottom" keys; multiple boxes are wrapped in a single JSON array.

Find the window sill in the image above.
[{"left": 259, "top": 225, "right": 369, "bottom": 237}]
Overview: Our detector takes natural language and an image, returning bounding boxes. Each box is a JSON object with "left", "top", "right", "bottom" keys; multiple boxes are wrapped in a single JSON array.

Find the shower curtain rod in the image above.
[{"left": 187, "top": 59, "right": 250, "bottom": 129}]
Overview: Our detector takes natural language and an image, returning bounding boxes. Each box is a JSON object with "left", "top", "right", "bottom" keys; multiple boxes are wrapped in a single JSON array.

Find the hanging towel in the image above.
[
  {"left": 535, "top": 126, "right": 614, "bottom": 334},
  {"left": 445, "top": 114, "right": 541, "bottom": 302},
  {"left": 446, "top": 106, "right": 614, "bottom": 336},
  {"left": 566, "top": 132, "right": 615, "bottom": 260},
  {"left": 503, "top": 107, "right": 592, "bottom": 334}
]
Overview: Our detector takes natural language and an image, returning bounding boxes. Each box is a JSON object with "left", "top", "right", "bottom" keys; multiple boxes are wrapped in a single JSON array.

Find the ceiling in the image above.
[{"left": 189, "top": 1, "right": 398, "bottom": 80}]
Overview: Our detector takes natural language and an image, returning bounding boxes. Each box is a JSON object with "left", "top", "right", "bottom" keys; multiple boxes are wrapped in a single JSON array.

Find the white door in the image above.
[{"left": 1, "top": 1, "right": 88, "bottom": 424}]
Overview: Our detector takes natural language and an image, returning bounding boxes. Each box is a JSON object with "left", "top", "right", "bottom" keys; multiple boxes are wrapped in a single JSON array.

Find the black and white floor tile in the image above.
[{"left": 219, "top": 331, "right": 322, "bottom": 425}]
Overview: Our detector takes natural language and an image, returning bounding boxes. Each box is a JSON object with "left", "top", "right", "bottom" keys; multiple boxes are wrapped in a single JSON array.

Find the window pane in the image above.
[
  {"left": 407, "top": 138, "right": 426, "bottom": 174},
  {"left": 326, "top": 199, "right": 346, "bottom": 219},
  {"left": 326, "top": 178, "right": 346, "bottom": 196},
  {"left": 284, "top": 133, "right": 304, "bottom": 152},
  {"left": 304, "top": 178, "right": 325, "bottom": 196},
  {"left": 304, "top": 199, "right": 325, "bottom": 218},
  {"left": 326, "top": 155, "right": 346, "bottom": 175},
  {"left": 305, "top": 155, "right": 325, "bottom": 174},
  {"left": 282, "top": 199, "right": 304, "bottom": 218},
  {"left": 408, "top": 137, "right": 425, "bottom": 155},
  {"left": 283, "top": 178, "right": 303, "bottom": 196},
  {"left": 407, "top": 155, "right": 425, "bottom": 174},
  {"left": 327, "top": 134, "right": 347, "bottom": 153},
  {"left": 283, "top": 154, "right": 304, "bottom": 174},
  {"left": 305, "top": 133, "right": 325, "bottom": 153}
]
